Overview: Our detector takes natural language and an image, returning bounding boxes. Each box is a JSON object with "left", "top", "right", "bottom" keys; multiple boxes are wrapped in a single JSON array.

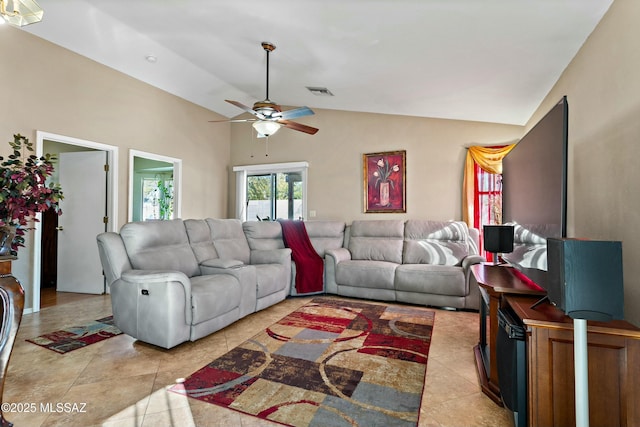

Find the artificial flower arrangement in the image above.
[{"left": 0, "top": 133, "right": 63, "bottom": 256}]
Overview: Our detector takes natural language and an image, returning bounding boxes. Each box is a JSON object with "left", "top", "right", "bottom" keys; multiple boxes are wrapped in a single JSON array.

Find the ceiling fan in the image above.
[{"left": 211, "top": 42, "right": 319, "bottom": 137}]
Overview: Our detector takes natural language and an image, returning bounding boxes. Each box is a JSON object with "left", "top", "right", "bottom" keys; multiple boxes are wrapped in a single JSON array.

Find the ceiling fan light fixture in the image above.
[
  {"left": 0, "top": 0, "right": 44, "bottom": 26},
  {"left": 252, "top": 121, "right": 281, "bottom": 137}
]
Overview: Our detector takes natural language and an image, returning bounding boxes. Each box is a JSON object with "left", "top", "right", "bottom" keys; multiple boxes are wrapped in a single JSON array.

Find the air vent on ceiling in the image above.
[{"left": 306, "top": 86, "right": 334, "bottom": 96}]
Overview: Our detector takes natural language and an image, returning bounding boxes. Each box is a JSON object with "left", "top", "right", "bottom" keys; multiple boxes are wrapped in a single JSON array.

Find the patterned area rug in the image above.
[
  {"left": 26, "top": 315, "right": 122, "bottom": 354},
  {"left": 171, "top": 297, "right": 434, "bottom": 427}
]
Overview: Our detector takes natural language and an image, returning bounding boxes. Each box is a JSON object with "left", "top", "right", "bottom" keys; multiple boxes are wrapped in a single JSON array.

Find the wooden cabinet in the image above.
[
  {"left": 471, "top": 264, "right": 545, "bottom": 405},
  {"left": 507, "top": 295, "right": 640, "bottom": 427}
]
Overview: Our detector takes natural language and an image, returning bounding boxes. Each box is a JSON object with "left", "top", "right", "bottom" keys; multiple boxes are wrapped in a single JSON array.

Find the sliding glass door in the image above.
[
  {"left": 233, "top": 161, "right": 308, "bottom": 221},
  {"left": 246, "top": 172, "right": 303, "bottom": 221}
]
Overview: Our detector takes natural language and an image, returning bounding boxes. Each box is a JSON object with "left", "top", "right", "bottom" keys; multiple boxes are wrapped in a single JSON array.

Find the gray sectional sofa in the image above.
[{"left": 97, "top": 217, "right": 483, "bottom": 349}]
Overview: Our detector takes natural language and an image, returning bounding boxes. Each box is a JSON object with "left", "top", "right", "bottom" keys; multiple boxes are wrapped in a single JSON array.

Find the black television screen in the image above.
[{"left": 501, "top": 96, "right": 568, "bottom": 289}]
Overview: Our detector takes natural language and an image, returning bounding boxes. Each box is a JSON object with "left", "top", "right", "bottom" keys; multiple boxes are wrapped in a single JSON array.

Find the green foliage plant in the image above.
[{"left": 0, "top": 134, "right": 64, "bottom": 254}]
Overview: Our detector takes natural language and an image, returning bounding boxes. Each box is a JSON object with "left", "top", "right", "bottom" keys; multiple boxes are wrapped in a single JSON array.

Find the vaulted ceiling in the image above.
[{"left": 21, "top": 0, "right": 613, "bottom": 125}]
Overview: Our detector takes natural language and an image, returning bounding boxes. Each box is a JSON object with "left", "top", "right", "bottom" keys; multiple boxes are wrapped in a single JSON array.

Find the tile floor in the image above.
[{"left": 4, "top": 293, "right": 513, "bottom": 427}]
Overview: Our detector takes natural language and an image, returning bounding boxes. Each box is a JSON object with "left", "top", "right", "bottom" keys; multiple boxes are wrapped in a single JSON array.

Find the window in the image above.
[
  {"left": 141, "top": 176, "right": 174, "bottom": 220},
  {"left": 128, "top": 150, "right": 182, "bottom": 222},
  {"left": 474, "top": 162, "right": 502, "bottom": 228},
  {"left": 474, "top": 163, "right": 503, "bottom": 262},
  {"left": 233, "top": 162, "right": 308, "bottom": 221}
]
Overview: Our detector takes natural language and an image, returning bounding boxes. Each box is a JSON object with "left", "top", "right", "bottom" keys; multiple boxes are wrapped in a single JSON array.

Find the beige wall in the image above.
[
  {"left": 1, "top": 26, "right": 230, "bottom": 310},
  {"left": 528, "top": 0, "right": 640, "bottom": 326},
  {"left": 229, "top": 109, "right": 523, "bottom": 223}
]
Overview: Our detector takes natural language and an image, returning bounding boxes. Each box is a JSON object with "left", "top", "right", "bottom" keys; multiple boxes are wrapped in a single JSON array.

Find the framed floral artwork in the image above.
[{"left": 363, "top": 150, "right": 406, "bottom": 213}]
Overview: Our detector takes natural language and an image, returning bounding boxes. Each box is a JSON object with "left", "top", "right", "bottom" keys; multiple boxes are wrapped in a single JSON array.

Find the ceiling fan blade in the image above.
[
  {"left": 208, "top": 118, "right": 257, "bottom": 123},
  {"left": 276, "top": 106, "right": 315, "bottom": 120},
  {"left": 279, "top": 120, "right": 319, "bottom": 135},
  {"left": 225, "top": 99, "right": 265, "bottom": 119}
]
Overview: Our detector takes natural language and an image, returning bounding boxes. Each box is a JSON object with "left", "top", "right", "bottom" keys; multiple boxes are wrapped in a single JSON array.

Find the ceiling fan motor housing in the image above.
[
  {"left": 253, "top": 100, "right": 282, "bottom": 119},
  {"left": 261, "top": 41, "right": 276, "bottom": 52}
]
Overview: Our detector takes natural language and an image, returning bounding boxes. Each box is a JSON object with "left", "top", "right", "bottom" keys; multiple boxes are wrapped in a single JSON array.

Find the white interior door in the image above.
[{"left": 56, "top": 151, "right": 107, "bottom": 294}]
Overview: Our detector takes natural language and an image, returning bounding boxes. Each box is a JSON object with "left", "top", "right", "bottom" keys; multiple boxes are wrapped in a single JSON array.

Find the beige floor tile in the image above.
[{"left": 4, "top": 293, "right": 511, "bottom": 427}]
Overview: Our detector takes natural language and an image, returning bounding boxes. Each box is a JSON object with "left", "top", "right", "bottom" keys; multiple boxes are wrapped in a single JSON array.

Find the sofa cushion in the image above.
[
  {"left": 190, "top": 274, "right": 241, "bottom": 324},
  {"left": 242, "top": 221, "right": 286, "bottom": 251},
  {"left": 336, "top": 260, "right": 397, "bottom": 290},
  {"left": 184, "top": 219, "right": 218, "bottom": 263},
  {"left": 254, "top": 264, "right": 289, "bottom": 297},
  {"left": 304, "top": 221, "right": 346, "bottom": 257},
  {"left": 348, "top": 220, "right": 404, "bottom": 263},
  {"left": 120, "top": 219, "right": 200, "bottom": 278},
  {"left": 395, "top": 264, "right": 466, "bottom": 296},
  {"left": 403, "top": 220, "right": 470, "bottom": 266},
  {"left": 206, "top": 218, "right": 251, "bottom": 264}
]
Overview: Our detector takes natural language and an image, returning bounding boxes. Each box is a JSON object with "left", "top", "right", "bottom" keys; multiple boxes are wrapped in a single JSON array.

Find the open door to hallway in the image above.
[{"left": 34, "top": 132, "right": 118, "bottom": 312}]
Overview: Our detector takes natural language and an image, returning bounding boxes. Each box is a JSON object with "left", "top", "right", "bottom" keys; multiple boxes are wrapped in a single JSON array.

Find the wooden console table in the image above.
[
  {"left": 0, "top": 257, "right": 24, "bottom": 427},
  {"left": 471, "top": 263, "right": 545, "bottom": 405},
  {"left": 506, "top": 295, "right": 640, "bottom": 427}
]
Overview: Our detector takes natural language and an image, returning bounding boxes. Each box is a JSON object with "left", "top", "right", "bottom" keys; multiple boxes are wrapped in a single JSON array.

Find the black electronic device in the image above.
[
  {"left": 497, "top": 306, "right": 527, "bottom": 427},
  {"left": 502, "top": 96, "right": 568, "bottom": 240},
  {"left": 501, "top": 96, "right": 568, "bottom": 291},
  {"left": 483, "top": 225, "right": 514, "bottom": 264},
  {"left": 546, "top": 237, "right": 624, "bottom": 321}
]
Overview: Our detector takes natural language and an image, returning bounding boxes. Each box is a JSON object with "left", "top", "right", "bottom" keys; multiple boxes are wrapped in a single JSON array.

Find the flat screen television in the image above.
[{"left": 501, "top": 96, "right": 569, "bottom": 291}]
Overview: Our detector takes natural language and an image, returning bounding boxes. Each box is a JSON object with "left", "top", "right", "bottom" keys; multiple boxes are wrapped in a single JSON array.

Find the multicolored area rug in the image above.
[
  {"left": 171, "top": 297, "right": 435, "bottom": 427},
  {"left": 26, "top": 315, "right": 122, "bottom": 354}
]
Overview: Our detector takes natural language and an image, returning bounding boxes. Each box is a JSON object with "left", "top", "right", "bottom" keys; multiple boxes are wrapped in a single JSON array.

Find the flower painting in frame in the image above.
[{"left": 363, "top": 150, "right": 406, "bottom": 213}]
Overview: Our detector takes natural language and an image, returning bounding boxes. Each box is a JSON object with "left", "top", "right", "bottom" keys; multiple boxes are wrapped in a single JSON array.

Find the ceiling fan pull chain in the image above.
[
  {"left": 265, "top": 137, "right": 269, "bottom": 157},
  {"left": 250, "top": 126, "right": 255, "bottom": 158}
]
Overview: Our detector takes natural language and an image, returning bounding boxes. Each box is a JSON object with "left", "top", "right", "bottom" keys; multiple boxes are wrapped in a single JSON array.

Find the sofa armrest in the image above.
[
  {"left": 97, "top": 232, "right": 132, "bottom": 288},
  {"left": 250, "top": 248, "right": 292, "bottom": 265},
  {"left": 120, "top": 269, "right": 193, "bottom": 324},
  {"left": 121, "top": 269, "right": 192, "bottom": 286},
  {"left": 462, "top": 254, "right": 486, "bottom": 270},
  {"left": 461, "top": 255, "right": 485, "bottom": 310},
  {"left": 324, "top": 248, "right": 352, "bottom": 294},
  {"left": 325, "top": 247, "right": 352, "bottom": 264}
]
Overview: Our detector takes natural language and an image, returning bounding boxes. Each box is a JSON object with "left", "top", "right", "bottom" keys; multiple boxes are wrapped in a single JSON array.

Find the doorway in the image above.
[
  {"left": 128, "top": 149, "right": 182, "bottom": 222},
  {"left": 32, "top": 131, "right": 119, "bottom": 313}
]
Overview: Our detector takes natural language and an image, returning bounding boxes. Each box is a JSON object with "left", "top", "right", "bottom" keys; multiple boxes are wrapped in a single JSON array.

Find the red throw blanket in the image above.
[{"left": 278, "top": 219, "right": 324, "bottom": 294}]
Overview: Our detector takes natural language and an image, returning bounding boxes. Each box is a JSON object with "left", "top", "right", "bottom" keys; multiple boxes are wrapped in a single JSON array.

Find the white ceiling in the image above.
[{"left": 20, "top": 0, "right": 613, "bottom": 125}]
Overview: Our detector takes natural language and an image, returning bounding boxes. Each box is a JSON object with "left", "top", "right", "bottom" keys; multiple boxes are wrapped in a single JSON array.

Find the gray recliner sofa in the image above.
[
  {"left": 96, "top": 218, "right": 291, "bottom": 349},
  {"left": 325, "top": 219, "right": 484, "bottom": 310}
]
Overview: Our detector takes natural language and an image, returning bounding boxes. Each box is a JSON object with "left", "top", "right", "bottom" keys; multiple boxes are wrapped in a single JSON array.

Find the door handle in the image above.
[{"left": 56, "top": 226, "right": 64, "bottom": 231}]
